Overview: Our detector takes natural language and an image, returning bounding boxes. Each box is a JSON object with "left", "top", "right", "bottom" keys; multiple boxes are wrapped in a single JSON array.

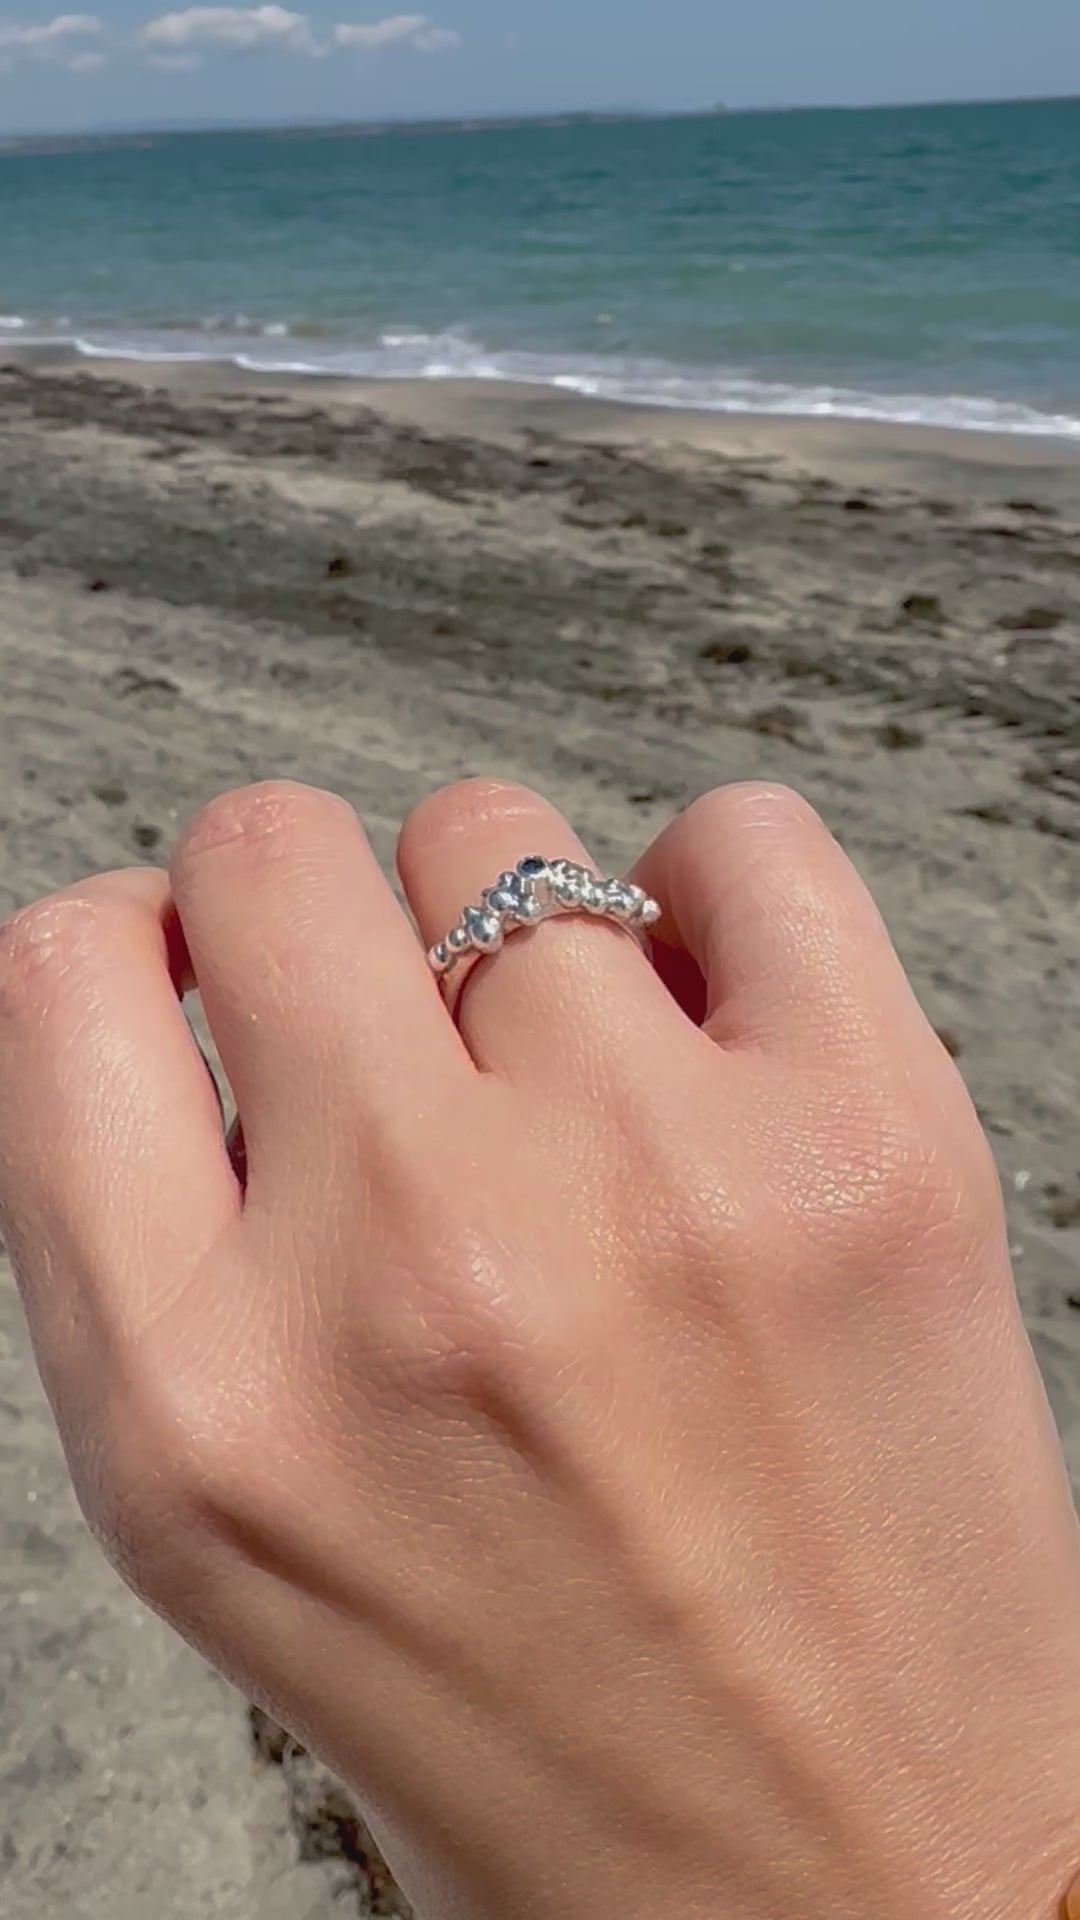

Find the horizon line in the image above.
[{"left": 2, "top": 89, "right": 1078, "bottom": 147}]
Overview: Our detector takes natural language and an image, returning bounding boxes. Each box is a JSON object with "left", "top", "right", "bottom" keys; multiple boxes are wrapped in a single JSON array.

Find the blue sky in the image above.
[{"left": 0, "top": 0, "right": 1078, "bottom": 135}]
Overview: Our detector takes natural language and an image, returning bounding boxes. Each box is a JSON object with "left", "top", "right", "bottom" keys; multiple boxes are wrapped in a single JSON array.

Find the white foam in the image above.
[{"left": 8, "top": 322, "right": 1080, "bottom": 440}]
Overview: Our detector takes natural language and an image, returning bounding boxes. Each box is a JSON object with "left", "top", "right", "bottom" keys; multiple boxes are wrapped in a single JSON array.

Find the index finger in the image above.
[{"left": 0, "top": 867, "right": 239, "bottom": 1394}]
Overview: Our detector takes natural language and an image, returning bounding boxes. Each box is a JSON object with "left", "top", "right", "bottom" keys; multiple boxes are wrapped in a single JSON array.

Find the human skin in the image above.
[{"left": 1, "top": 775, "right": 1079, "bottom": 1920}]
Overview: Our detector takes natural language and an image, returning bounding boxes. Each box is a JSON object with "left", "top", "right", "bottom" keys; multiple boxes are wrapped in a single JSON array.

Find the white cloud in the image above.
[
  {"left": 0, "top": 11, "right": 101, "bottom": 45},
  {"left": 412, "top": 23, "right": 457, "bottom": 50},
  {"left": 141, "top": 5, "right": 321, "bottom": 56},
  {"left": 332, "top": 12, "right": 420, "bottom": 48},
  {"left": 0, "top": 1, "right": 460, "bottom": 79},
  {"left": 333, "top": 13, "right": 458, "bottom": 53},
  {"left": 0, "top": 3, "right": 472, "bottom": 73},
  {"left": 0, "top": 11, "right": 105, "bottom": 65}
]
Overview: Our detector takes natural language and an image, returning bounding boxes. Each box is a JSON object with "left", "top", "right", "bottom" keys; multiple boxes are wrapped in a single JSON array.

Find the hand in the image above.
[{"left": 2, "top": 777, "right": 1079, "bottom": 1920}]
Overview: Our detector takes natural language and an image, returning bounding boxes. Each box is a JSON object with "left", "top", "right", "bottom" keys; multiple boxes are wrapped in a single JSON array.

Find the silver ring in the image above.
[{"left": 427, "top": 855, "right": 662, "bottom": 980}]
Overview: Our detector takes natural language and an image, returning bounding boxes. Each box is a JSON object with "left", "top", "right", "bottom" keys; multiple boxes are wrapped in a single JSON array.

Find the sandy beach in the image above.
[{"left": 2, "top": 352, "right": 1080, "bottom": 1917}]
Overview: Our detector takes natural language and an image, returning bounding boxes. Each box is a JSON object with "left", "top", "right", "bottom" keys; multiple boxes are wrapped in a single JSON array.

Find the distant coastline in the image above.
[
  {"left": 2, "top": 92, "right": 1078, "bottom": 157},
  {"left": 2, "top": 109, "right": 714, "bottom": 157}
]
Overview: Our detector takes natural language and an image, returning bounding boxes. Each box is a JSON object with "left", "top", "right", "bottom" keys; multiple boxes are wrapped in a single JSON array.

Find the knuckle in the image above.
[
  {"left": 0, "top": 894, "right": 108, "bottom": 1021},
  {"left": 846, "top": 1117, "right": 948, "bottom": 1237},
  {"left": 96, "top": 1448, "right": 205, "bottom": 1600},
  {"left": 88, "top": 1418, "right": 202, "bottom": 1594},
  {"left": 687, "top": 780, "right": 822, "bottom": 845},
  {"left": 175, "top": 781, "right": 354, "bottom": 868},
  {"left": 795, "top": 1080, "right": 1005, "bottom": 1285},
  {"left": 640, "top": 1156, "right": 782, "bottom": 1325},
  {"left": 897, "top": 1106, "right": 1003, "bottom": 1255},
  {"left": 399, "top": 777, "right": 551, "bottom": 859},
  {"left": 354, "top": 1213, "right": 555, "bottom": 1413},
  {"left": 629, "top": 1103, "right": 740, "bottom": 1254},
  {"left": 92, "top": 1377, "right": 270, "bottom": 1605}
]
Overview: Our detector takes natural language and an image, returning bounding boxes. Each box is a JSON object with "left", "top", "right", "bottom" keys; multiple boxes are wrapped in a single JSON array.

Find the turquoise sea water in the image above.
[{"left": 2, "top": 98, "right": 1080, "bottom": 435}]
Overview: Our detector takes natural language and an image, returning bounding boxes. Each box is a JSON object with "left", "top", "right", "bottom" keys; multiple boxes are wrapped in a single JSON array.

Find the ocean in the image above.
[{"left": 2, "top": 97, "right": 1079, "bottom": 437}]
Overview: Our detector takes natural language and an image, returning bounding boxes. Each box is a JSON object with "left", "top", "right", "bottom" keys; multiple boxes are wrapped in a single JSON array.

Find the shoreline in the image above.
[
  {"left": 5, "top": 343, "right": 1080, "bottom": 485},
  {"left": 5, "top": 340, "right": 1080, "bottom": 461}
]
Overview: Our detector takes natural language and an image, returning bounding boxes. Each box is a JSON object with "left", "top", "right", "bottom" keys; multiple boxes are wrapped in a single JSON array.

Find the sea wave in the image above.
[{"left": 5, "top": 321, "right": 1080, "bottom": 440}]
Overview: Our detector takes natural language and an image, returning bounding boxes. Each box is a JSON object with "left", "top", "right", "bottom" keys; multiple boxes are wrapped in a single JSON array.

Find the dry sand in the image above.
[{"left": 1, "top": 353, "right": 1079, "bottom": 1916}]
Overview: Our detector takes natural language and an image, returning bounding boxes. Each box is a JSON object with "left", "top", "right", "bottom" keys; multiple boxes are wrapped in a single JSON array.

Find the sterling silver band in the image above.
[{"left": 427, "top": 855, "right": 662, "bottom": 980}]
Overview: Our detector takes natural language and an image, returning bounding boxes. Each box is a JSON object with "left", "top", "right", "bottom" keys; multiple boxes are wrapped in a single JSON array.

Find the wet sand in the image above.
[{"left": 1, "top": 354, "right": 1079, "bottom": 1916}]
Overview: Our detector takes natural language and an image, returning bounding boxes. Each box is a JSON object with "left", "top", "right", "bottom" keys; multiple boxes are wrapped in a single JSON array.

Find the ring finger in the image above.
[{"left": 396, "top": 778, "right": 694, "bottom": 1084}]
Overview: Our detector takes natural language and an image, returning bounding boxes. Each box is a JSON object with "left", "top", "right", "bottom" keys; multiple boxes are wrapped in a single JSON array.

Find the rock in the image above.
[
  {"left": 1034, "top": 812, "right": 1080, "bottom": 844},
  {"left": 963, "top": 802, "right": 1012, "bottom": 826},
  {"left": 110, "top": 666, "right": 180, "bottom": 700},
  {"left": 1045, "top": 1184, "right": 1080, "bottom": 1230},
  {"left": 747, "top": 703, "right": 803, "bottom": 743},
  {"left": 900, "top": 593, "right": 944, "bottom": 623},
  {"left": 996, "top": 606, "right": 1063, "bottom": 633},
  {"left": 699, "top": 639, "right": 754, "bottom": 665}
]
